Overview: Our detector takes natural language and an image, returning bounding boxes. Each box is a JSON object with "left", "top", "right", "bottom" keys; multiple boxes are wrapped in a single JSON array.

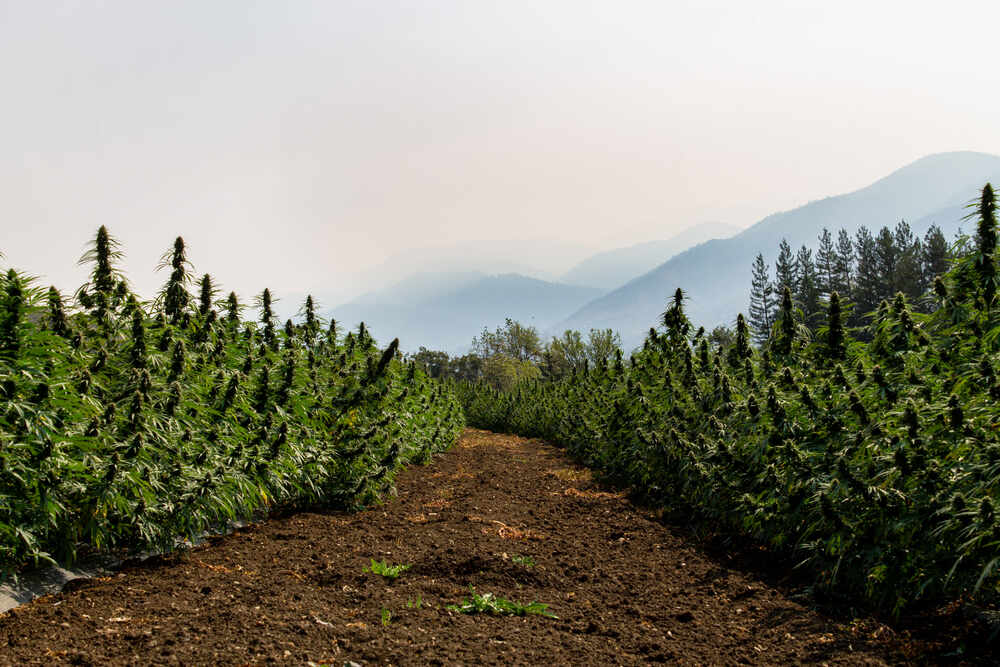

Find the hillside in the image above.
[
  {"left": 329, "top": 273, "right": 605, "bottom": 354},
  {"left": 350, "top": 240, "right": 597, "bottom": 296},
  {"left": 559, "top": 151, "right": 1000, "bottom": 350},
  {"left": 560, "top": 222, "right": 741, "bottom": 289}
]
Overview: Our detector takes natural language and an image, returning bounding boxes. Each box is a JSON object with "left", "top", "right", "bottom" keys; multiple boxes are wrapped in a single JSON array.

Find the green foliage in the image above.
[
  {"left": 511, "top": 554, "right": 535, "bottom": 567},
  {"left": 480, "top": 354, "right": 541, "bottom": 391},
  {"left": 458, "top": 184, "right": 1000, "bottom": 615},
  {"left": 365, "top": 558, "right": 412, "bottom": 579},
  {"left": 410, "top": 347, "right": 452, "bottom": 379},
  {"left": 0, "top": 230, "right": 464, "bottom": 576},
  {"left": 543, "top": 328, "right": 622, "bottom": 379},
  {"left": 472, "top": 318, "right": 542, "bottom": 362},
  {"left": 447, "top": 586, "right": 557, "bottom": 619},
  {"left": 749, "top": 253, "right": 775, "bottom": 345}
]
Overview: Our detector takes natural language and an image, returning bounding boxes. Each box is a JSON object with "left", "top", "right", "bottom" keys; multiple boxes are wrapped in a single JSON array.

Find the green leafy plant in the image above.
[
  {"left": 0, "top": 227, "right": 466, "bottom": 577},
  {"left": 511, "top": 554, "right": 535, "bottom": 567},
  {"left": 380, "top": 607, "right": 392, "bottom": 626},
  {"left": 456, "top": 183, "right": 1000, "bottom": 616},
  {"left": 447, "top": 586, "right": 556, "bottom": 618},
  {"left": 365, "top": 558, "right": 412, "bottom": 580},
  {"left": 406, "top": 594, "right": 423, "bottom": 609}
]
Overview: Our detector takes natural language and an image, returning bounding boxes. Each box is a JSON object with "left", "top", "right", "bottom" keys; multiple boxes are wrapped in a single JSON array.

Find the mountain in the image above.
[
  {"left": 329, "top": 272, "right": 605, "bottom": 354},
  {"left": 346, "top": 239, "right": 597, "bottom": 299},
  {"left": 560, "top": 222, "right": 742, "bottom": 289},
  {"left": 559, "top": 151, "right": 1000, "bottom": 351}
]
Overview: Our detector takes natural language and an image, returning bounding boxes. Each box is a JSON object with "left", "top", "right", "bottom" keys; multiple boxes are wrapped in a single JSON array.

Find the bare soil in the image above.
[{"left": 0, "top": 429, "right": 988, "bottom": 665}]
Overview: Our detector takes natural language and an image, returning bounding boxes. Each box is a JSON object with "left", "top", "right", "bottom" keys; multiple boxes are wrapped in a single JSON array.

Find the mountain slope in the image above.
[
  {"left": 330, "top": 273, "right": 605, "bottom": 354},
  {"left": 560, "top": 222, "right": 741, "bottom": 289},
  {"left": 559, "top": 151, "right": 1000, "bottom": 351}
]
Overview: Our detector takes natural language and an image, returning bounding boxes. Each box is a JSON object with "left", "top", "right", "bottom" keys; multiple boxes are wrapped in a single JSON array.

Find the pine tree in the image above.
[
  {"left": 795, "top": 245, "right": 821, "bottom": 327},
  {"left": 748, "top": 253, "right": 774, "bottom": 345},
  {"left": 834, "top": 228, "right": 855, "bottom": 296},
  {"left": 921, "top": 225, "right": 950, "bottom": 291},
  {"left": 893, "top": 220, "right": 923, "bottom": 302},
  {"left": 816, "top": 228, "right": 836, "bottom": 298},
  {"left": 774, "top": 239, "right": 795, "bottom": 296},
  {"left": 874, "top": 225, "right": 900, "bottom": 303},
  {"left": 853, "top": 226, "right": 880, "bottom": 325}
]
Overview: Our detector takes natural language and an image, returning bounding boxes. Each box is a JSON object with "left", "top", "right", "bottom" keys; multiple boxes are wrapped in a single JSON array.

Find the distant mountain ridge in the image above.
[
  {"left": 329, "top": 272, "right": 605, "bottom": 354},
  {"left": 559, "top": 151, "right": 1000, "bottom": 351},
  {"left": 559, "top": 222, "right": 741, "bottom": 289}
]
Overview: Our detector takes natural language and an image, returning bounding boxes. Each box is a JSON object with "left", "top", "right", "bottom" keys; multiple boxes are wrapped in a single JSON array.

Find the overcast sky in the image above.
[{"left": 3, "top": 1, "right": 1000, "bottom": 310}]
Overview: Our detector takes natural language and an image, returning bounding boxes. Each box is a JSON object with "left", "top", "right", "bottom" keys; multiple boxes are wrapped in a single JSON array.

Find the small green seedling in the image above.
[
  {"left": 447, "top": 586, "right": 557, "bottom": 619},
  {"left": 511, "top": 554, "right": 535, "bottom": 567},
  {"left": 365, "top": 558, "right": 411, "bottom": 579},
  {"left": 381, "top": 608, "right": 392, "bottom": 626},
  {"left": 406, "top": 594, "right": 423, "bottom": 609}
]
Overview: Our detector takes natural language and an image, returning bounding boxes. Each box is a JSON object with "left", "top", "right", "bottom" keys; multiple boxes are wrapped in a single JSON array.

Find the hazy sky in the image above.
[{"left": 3, "top": 1, "right": 1000, "bottom": 311}]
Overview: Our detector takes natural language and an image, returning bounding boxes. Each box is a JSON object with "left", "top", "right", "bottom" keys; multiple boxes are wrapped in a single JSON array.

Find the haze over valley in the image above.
[{"left": 330, "top": 151, "right": 1000, "bottom": 353}]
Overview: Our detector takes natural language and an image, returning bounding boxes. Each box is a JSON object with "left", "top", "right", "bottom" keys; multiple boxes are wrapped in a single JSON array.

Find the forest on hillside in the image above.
[
  {"left": 408, "top": 220, "right": 955, "bottom": 391},
  {"left": 748, "top": 222, "right": 951, "bottom": 342}
]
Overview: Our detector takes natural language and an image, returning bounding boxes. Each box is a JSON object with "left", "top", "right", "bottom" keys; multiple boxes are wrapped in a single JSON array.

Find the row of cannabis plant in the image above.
[
  {"left": 459, "top": 185, "right": 1000, "bottom": 614},
  {"left": 0, "top": 228, "right": 464, "bottom": 576}
]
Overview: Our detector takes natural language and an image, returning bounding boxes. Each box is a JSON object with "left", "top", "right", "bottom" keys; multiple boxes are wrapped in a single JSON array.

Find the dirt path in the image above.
[{"left": 0, "top": 429, "right": 922, "bottom": 664}]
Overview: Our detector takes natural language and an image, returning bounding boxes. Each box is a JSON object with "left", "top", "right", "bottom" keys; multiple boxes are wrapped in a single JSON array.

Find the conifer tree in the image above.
[
  {"left": 774, "top": 239, "right": 795, "bottom": 296},
  {"left": 816, "top": 228, "right": 837, "bottom": 298},
  {"left": 748, "top": 253, "right": 774, "bottom": 345},
  {"left": 893, "top": 221, "right": 923, "bottom": 302},
  {"left": 874, "top": 225, "right": 900, "bottom": 302},
  {"left": 834, "top": 228, "right": 855, "bottom": 296},
  {"left": 795, "top": 245, "right": 821, "bottom": 327},
  {"left": 921, "top": 225, "right": 950, "bottom": 289},
  {"left": 853, "top": 226, "right": 880, "bottom": 324}
]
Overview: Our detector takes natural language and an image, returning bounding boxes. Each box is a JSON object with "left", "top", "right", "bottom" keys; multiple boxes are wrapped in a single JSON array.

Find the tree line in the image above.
[
  {"left": 408, "top": 318, "right": 622, "bottom": 390},
  {"left": 749, "top": 222, "right": 951, "bottom": 343}
]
